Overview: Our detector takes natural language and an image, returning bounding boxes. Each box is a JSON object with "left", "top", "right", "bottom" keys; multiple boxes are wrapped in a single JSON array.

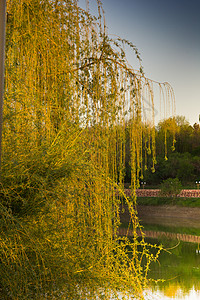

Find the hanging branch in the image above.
[{"left": 0, "top": 0, "right": 6, "bottom": 177}]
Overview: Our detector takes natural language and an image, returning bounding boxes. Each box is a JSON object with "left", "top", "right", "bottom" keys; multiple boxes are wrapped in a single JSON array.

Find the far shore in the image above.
[{"left": 120, "top": 204, "right": 200, "bottom": 229}]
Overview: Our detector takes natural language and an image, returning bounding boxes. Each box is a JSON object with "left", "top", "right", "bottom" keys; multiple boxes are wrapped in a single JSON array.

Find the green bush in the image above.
[{"left": 160, "top": 178, "right": 182, "bottom": 198}]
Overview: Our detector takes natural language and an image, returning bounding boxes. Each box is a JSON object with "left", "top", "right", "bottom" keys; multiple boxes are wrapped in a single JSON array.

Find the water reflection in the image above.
[
  {"left": 144, "top": 237, "right": 200, "bottom": 300},
  {"left": 143, "top": 287, "right": 200, "bottom": 300},
  {"left": 120, "top": 208, "right": 200, "bottom": 299}
]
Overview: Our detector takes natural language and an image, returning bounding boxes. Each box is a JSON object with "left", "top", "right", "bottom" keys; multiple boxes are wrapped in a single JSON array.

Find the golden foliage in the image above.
[{"left": 0, "top": 0, "right": 173, "bottom": 299}]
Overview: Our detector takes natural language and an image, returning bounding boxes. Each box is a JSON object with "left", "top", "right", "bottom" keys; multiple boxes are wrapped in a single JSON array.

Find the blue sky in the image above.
[{"left": 80, "top": 0, "right": 200, "bottom": 125}]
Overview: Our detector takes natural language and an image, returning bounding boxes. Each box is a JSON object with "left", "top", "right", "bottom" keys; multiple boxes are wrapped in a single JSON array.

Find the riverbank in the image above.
[
  {"left": 138, "top": 205, "right": 200, "bottom": 219},
  {"left": 137, "top": 205, "right": 200, "bottom": 229},
  {"left": 121, "top": 204, "right": 200, "bottom": 222},
  {"left": 120, "top": 204, "right": 200, "bottom": 231}
]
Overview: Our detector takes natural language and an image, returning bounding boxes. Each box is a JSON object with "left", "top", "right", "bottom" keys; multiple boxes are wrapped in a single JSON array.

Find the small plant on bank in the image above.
[{"left": 160, "top": 178, "right": 182, "bottom": 200}]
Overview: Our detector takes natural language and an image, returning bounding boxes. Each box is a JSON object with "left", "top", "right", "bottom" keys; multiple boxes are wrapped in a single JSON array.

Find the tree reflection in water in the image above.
[{"left": 146, "top": 237, "right": 200, "bottom": 299}]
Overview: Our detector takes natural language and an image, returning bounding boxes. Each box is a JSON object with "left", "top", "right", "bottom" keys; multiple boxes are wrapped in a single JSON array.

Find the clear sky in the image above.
[{"left": 80, "top": 0, "right": 200, "bottom": 125}]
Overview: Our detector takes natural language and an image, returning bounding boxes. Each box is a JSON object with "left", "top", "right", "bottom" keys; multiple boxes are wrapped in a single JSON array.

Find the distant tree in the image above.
[
  {"left": 191, "top": 123, "right": 200, "bottom": 154},
  {"left": 144, "top": 115, "right": 200, "bottom": 185},
  {"left": 156, "top": 117, "right": 177, "bottom": 158},
  {"left": 174, "top": 115, "right": 190, "bottom": 127},
  {"left": 160, "top": 178, "right": 182, "bottom": 199}
]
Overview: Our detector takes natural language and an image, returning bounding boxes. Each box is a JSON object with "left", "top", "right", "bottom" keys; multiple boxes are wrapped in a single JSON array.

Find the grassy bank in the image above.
[{"left": 136, "top": 196, "right": 200, "bottom": 207}]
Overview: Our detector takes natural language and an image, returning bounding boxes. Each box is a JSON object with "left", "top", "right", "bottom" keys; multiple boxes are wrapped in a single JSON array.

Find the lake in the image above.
[{"left": 139, "top": 210, "right": 200, "bottom": 300}]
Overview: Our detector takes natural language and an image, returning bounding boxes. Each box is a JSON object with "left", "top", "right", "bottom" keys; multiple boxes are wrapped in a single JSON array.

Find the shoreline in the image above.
[
  {"left": 120, "top": 204, "right": 200, "bottom": 229},
  {"left": 137, "top": 205, "right": 200, "bottom": 219}
]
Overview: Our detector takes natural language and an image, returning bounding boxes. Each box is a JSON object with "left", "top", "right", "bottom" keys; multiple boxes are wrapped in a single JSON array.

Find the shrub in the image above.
[{"left": 160, "top": 178, "right": 182, "bottom": 199}]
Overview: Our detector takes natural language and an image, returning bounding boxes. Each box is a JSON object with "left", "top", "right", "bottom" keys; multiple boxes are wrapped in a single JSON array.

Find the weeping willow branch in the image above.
[
  {"left": 0, "top": 0, "right": 6, "bottom": 177},
  {"left": 0, "top": 0, "right": 175, "bottom": 299}
]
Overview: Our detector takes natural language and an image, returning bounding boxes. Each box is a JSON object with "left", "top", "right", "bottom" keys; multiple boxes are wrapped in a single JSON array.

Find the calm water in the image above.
[
  {"left": 139, "top": 214, "right": 200, "bottom": 300},
  {"left": 143, "top": 237, "right": 200, "bottom": 299}
]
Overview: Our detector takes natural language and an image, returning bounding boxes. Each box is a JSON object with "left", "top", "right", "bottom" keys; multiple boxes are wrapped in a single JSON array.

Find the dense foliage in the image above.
[
  {"left": 133, "top": 116, "right": 200, "bottom": 186},
  {"left": 160, "top": 178, "right": 182, "bottom": 199},
  {"left": 0, "top": 0, "right": 173, "bottom": 299}
]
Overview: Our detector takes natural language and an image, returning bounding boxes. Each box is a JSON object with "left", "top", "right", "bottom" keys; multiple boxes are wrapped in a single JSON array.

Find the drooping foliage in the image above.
[
  {"left": 0, "top": 0, "right": 173, "bottom": 299},
  {"left": 143, "top": 117, "right": 200, "bottom": 185}
]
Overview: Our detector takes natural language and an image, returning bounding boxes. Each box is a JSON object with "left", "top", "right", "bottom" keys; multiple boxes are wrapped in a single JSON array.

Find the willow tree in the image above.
[
  {"left": 0, "top": 0, "right": 6, "bottom": 174},
  {"left": 0, "top": 0, "right": 173, "bottom": 299}
]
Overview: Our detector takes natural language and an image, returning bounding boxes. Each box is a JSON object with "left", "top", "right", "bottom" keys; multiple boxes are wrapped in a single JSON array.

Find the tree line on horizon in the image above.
[{"left": 125, "top": 115, "right": 200, "bottom": 186}]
